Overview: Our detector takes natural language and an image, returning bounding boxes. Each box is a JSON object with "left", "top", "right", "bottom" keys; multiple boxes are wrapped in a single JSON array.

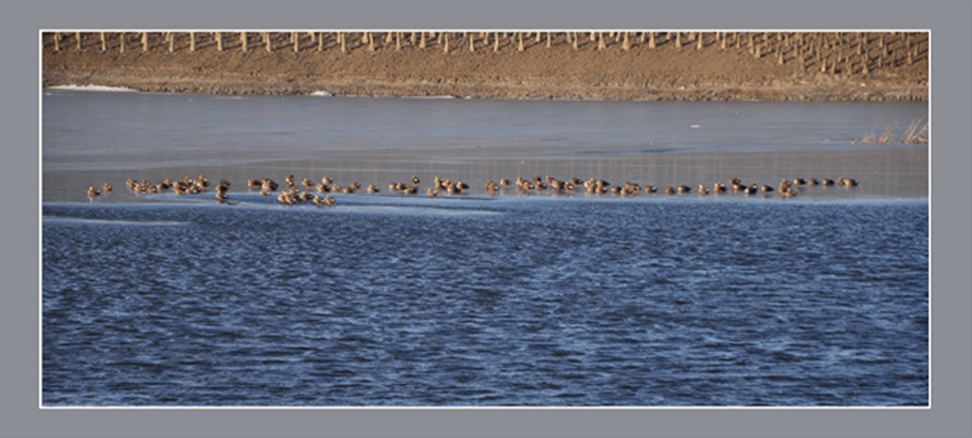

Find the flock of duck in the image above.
[{"left": 86, "top": 173, "right": 860, "bottom": 204}]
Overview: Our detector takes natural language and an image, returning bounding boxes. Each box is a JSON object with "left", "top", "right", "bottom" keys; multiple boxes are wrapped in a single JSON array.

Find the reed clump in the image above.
[{"left": 856, "top": 117, "right": 928, "bottom": 144}]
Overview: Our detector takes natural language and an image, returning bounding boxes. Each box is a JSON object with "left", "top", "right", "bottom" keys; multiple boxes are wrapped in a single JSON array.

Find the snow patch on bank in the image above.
[{"left": 46, "top": 84, "right": 140, "bottom": 93}]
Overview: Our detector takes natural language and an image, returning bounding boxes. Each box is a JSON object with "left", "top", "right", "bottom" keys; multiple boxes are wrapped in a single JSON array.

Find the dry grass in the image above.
[{"left": 856, "top": 117, "right": 928, "bottom": 144}]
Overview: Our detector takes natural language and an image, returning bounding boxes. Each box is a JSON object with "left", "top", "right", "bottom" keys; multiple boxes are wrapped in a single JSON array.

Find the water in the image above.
[{"left": 41, "top": 91, "right": 929, "bottom": 406}]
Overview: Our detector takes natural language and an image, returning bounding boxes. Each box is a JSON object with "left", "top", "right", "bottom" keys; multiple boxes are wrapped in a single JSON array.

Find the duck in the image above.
[
  {"left": 714, "top": 182, "right": 727, "bottom": 193},
  {"left": 678, "top": 185, "right": 691, "bottom": 194},
  {"left": 808, "top": 178, "right": 819, "bottom": 186},
  {"left": 313, "top": 195, "right": 325, "bottom": 207},
  {"left": 102, "top": 183, "right": 112, "bottom": 192},
  {"left": 321, "top": 175, "right": 333, "bottom": 185},
  {"left": 367, "top": 184, "right": 380, "bottom": 194},
  {"left": 744, "top": 184, "right": 758, "bottom": 195},
  {"left": 644, "top": 185, "right": 657, "bottom": 194},
  {"left": 793, "top": 178, "right": 806, "bottom": 186},
  {"left": 665, "top": 187, "right": 676, "bottom": 195},
  {"left": 87, "top": 186, "right": 101, "bottom": 197},
  {"left": 427, "top": 188, "right": 438, "bottom": 197},
  {"left": 316, "top": 183, "right": 330, "bottom": 193},
  {"left": 762, "top": 185, "right": 774, "bottom": 193},
  {"left": 822, "top": 178, "right": 835, "bottom": 186},
  {"left": 324, "top": 195, "right": 336, "bottom": 206},
  {"left": 412, "top": 175, "right": 420, "bottom": 185},
  {"left": 499, "top": 178, "right": 512, "bottom": 186},
  {"left": 698, "top": 185, "right": 710, "bottom": 196},
  {"left": 215, "top": 189, "right": 229, "bottom": 202}
]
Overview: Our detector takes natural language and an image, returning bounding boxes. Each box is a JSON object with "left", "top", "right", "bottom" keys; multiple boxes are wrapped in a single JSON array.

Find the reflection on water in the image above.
[{"left": 43, "top": 91, "right": 928, "bottom": 203}]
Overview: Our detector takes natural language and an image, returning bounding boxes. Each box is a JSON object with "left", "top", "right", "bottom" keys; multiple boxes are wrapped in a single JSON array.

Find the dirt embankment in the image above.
[{"left": 42, "top": 31, "right": 928, "bottom": 102}]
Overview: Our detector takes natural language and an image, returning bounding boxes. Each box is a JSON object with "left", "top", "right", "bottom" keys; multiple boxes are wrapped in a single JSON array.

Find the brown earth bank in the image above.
[{"left": 43, "top": 31, "right": 928, "bottom": 102}]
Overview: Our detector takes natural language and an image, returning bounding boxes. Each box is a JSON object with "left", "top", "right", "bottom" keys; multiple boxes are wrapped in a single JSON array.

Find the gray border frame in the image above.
[{"left": 4, "top": 1, "right": 969, "bottom": 437}]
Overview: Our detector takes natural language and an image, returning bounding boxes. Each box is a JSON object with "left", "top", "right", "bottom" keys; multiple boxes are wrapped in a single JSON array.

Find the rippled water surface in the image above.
[{"left": 42, "top": 91, "right": 928, "bottom": 406}]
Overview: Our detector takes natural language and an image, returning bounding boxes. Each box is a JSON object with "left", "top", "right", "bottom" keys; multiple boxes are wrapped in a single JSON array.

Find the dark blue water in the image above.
[{"left": 42, "top": 195, "right": 928, "bottom": 406}]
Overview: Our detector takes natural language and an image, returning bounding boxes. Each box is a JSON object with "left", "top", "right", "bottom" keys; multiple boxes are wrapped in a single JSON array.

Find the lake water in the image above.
[{"left": 42, "top": 90, "right": 929, "bottom": 406}]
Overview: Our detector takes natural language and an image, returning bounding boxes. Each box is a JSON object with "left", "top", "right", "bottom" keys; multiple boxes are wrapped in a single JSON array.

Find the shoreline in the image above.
[{"left": 43, "top": 31, "right": 928, "bottom": 102}]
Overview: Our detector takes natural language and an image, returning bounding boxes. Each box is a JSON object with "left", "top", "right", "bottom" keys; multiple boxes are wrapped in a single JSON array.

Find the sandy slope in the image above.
[{"left": 43, "top": 31, "right": 928, "bottom": 101}]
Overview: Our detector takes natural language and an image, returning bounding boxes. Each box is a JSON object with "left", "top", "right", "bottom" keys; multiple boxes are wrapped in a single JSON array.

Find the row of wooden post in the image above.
[{"left": 50, "top": 31, "right": 924, "bottom": 71}]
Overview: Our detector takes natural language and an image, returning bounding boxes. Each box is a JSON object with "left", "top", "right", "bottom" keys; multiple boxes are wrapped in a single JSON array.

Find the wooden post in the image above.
[
  {"left": 641, "top": 31, "right": 646, "bottom": 44},
  {"left": 484, "top": 31, "right": 490, "bottom": 47},
  {"left": 76, "top": 31, "right": 81, "bottom": 51},
  {"left": 264, "top": 32, "right": 271, "bottom": 53},
  {"left": 674, "top": 32, "right": 681, "bottom": 49},
  {"left": 318, "top": 32, "right": 324, "bottom": 51},
  {"left": 420, "top": 31, "right": 426, "bottom": 49},
  {"left": 100, "top": 32, "right": 106, "bottom": 52},
  {"left": 397, "top": 32, "right": 402, "bottom": 51},
  {"left": 696, "top": 32, "right": 702, "bottom": 50},
  {"left": 340, "top": 32, "right": 347, "bottom": 53},
  {"left": 189, "top": 32, "right": 195, "bottom": 52},
  {"left": 494, "top": 32, "right": 500, "bottom": 52},
  {"left": 54, "top": 32, "right": 60, "bottom": 51},
  {"left": 385, "top": 32, "right": 393, "bottom": 43},
  {"left": 119, "top": 32, "right": 125, "bottom": 53},
  {"left": 597, "top": 31, "right": 605, "bottom": 50},
  {"left": 168, "top": 32, "right": 174, "bottom": 53},
  {"left": 778, "top": 47, "right": 784, "bottom": 64},
  {"left": 572, "top": 32, "right": 578, "bottom": 50},
  {"left": 443, "top": 32, "right": 449, "bottom": 53},
  {"left": 648, "top": 31, "right": 655, "bottom": 48},
  {"left": 362, "top": 32, "right": 369, "bottom": 44},
  {"left": 241, "top": 32, "right": 247, "bottom": 52},
  {"left": 143, "top": 32, "right": 148, "bottom": 52},
  {"left": 623, "top": 32, "right": 630, "bottom": 50},
  {"left": 469, "top": 32, "right": 474, "bottom": 52},
  {"left": 547, "top": 31, "right": 551, "bottom": 48},
  {"left": 216, "top": 32, "right": 222, "bottom": 51},
  {"left": 518, "top": 32, "right": 524, "bottom": 51},
  {"left": 535, "top": 32, "right": 541, "bottom": 43},
  {"left": 368, "top": 32, "right": 375, "bottom": 51}
]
